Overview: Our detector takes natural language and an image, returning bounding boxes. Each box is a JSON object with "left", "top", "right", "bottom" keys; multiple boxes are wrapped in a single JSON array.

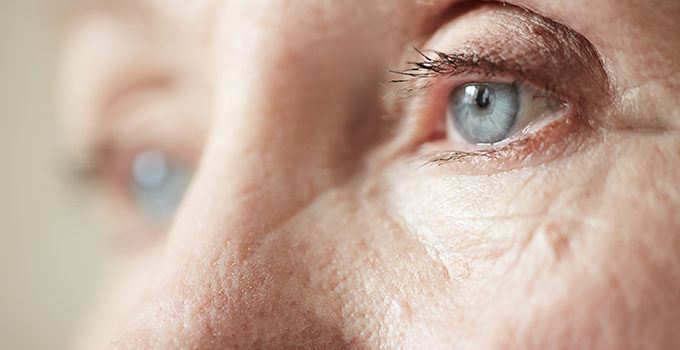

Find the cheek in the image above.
[
  {"left": 477, "top": 222, "right": 680, "bottom": 349},
  {"left": 384, "top": 134, "right": 680, "bottom": 348},
  {"left": 385, "top": 163, "right": 562, "bottom": 282}
]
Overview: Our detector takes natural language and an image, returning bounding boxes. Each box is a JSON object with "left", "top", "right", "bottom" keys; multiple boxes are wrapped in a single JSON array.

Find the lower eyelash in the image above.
[{"left": 416, "top": 111, "right": 591, "bottom": 174}]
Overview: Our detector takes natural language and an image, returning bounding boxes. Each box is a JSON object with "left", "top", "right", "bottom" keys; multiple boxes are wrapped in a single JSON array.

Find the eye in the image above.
[
  {"left": 447, "top": 82, "right": 566, "bottom": 146},
  {"left": 130, "top": 150, "right": 192, "bottom": 224}
]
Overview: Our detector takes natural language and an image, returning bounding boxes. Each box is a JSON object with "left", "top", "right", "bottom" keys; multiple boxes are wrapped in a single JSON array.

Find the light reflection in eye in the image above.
[{"left": 131, "top": 150, "right": 191, "bottom": 224}]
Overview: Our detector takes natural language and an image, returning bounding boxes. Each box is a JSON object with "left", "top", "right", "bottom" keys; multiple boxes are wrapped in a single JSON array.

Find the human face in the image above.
[{"left": 60, "top": 0, "right": 680, "bottom": 348}]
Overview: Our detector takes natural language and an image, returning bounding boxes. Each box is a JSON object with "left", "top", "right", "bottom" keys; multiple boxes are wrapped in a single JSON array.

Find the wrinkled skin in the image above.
[{"left": 59, "top": 0, "right": 680, "bottom": 349}]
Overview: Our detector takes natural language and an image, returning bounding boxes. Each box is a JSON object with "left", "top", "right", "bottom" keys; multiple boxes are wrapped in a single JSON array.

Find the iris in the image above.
[
  {"left": 131, "top": 151, "right": 191, "bottom": 223},
  {"left": 449, "top": 83, "right": 520, "bottom": 144}
]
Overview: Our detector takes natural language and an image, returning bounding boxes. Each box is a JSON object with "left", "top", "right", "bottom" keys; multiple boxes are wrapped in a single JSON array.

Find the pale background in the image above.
[{"left": 0, "top": 0, "right": 110, "bottom": 349}]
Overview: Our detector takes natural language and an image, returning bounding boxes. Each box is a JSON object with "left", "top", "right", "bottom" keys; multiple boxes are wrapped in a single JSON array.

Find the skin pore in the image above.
[{"left": 59, "top": 0, "right": 680, "bottom": 348}]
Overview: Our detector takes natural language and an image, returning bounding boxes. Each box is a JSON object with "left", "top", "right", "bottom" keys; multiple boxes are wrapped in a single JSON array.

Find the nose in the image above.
[{"left": 111, "top": 2, "right": 391, "bottom": 348}]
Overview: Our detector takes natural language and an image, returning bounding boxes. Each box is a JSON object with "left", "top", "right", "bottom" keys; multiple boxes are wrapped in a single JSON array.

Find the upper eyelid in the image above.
[
  {"left": 389, "top": 4, "right": 611, "bottom": 106},
  {"left": 101, "top": 72, "right": 175, "bottom": 119}
]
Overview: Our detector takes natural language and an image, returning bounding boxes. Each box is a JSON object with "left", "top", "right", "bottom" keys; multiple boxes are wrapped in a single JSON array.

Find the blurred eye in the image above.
[
  {"left": 130, "top": 150, "right": 191, "bottom": 224},
  {"left": 447, "top": 82, "right": 566, "bottom": 145}
]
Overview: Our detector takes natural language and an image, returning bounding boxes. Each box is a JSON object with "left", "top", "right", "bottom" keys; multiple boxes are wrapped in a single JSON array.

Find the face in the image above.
[{"left": 59, "top": 0, "right": 680, "bottom": 348}]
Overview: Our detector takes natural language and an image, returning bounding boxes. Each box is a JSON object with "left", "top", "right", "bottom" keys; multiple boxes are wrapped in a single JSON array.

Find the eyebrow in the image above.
[{"left": 61, "top": 0, "right": 155, "bottom": 30}]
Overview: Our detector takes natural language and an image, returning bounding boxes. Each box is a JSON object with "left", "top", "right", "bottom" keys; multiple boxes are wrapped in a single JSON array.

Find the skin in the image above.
[{"left": 59, "top": 0, "right": 680, "bottom": 348}]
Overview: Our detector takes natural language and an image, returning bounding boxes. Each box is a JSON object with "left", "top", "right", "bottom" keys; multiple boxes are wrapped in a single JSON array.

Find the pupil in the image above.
[{"left": 475, "top": 86, "right": 491, "bottom": 108}]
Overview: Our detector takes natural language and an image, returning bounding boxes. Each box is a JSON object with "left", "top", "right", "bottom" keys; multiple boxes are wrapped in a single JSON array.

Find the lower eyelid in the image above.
[{"left": 413, "top": 110, "right": 592, "bottom": 175}]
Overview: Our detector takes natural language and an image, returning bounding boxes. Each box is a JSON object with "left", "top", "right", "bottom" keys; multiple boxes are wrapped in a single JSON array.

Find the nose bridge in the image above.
[
  {"left": 181, "top": 0, "right": 388, "bottom": 243},
  {"left": 195, "top": 0, "right": 355, "bottom": 244},
  {"left": 114, "top": 3, "right": 383, "bottom": 347},
  {"left": 167, "top": 0, "right": 339, "bottom": 292}
]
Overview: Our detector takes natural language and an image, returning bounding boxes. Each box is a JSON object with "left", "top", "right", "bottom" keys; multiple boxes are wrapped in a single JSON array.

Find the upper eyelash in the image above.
[
  {"left": 390, "top": 47, "right": 503, "bottom": 79},
  {"left": 389, "top": 47, "right": 528, "bottom": 96},
  {"left": 62, "top": 151, "right": 104, "bottom": 193}
]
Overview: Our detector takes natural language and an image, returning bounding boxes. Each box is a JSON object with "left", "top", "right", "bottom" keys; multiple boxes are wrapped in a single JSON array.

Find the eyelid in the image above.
[
  {"left": 73, "top": 89, "right": 204, "bottom": 196},
  {"left": 416, "top": 111, "right": 591, "bottom": 175},
  {"left": 390, "top": 49, "right": 565, "bottom": 104},
  {"left": 391, "top": 3, "right": 611, "bottom": 119},
  {"left": 395, "top": 59, "right": 584, "bottom": 171}
]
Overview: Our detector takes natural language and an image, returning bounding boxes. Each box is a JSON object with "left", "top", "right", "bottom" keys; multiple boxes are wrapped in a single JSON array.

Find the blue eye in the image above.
[
  {"left": 448, "top": 82, "right": 564, "bottom": 145},
  {"left": 130, "top": 151, "right": 191, "bottom": 224},
  {"left": 449, "top": 83, "right": 520, "bottom": 144}
]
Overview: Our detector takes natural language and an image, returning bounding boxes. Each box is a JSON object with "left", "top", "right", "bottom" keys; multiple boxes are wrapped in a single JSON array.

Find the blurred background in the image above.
[{"left": 0, "top": 0, "right": 110, "bottom": 349}]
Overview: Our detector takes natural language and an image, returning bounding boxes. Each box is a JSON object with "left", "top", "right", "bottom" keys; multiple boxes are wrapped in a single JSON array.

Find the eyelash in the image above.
[{"left": 390, "top": 48, "right": 520, "bottom": 93}]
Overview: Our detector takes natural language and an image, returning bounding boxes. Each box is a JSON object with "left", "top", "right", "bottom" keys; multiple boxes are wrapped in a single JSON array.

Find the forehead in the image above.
[
  {"left": 65, "top": 0, "right": 672, "bottom": 56},
  {"left": 59, "top": 0, "right": 679, "bottom": 138},
  {"left": 64, "top": 0, "right": 678, "bottom": 71},
  {"left": 71, "top": 0, "right": 661, "bottom": 26}
]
